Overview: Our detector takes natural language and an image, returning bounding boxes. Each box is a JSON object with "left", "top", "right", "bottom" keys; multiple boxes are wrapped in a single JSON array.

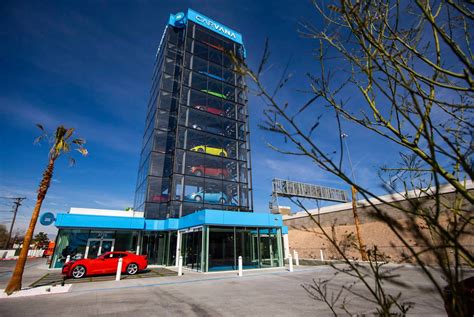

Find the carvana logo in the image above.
[
  {"left": 186, "top": 9, "right": 243, "bottom": 45},
  {"left": 195, "top": 15, "right": 237, "bottom": 39}
]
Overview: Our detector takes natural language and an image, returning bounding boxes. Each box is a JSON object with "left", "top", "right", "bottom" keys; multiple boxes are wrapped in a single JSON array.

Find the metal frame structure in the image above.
[{"left": 270, "top": 178, "right": 349, "bottom": 213}]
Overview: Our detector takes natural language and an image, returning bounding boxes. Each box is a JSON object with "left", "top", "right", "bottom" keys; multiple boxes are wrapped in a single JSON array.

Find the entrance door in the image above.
[
  {"left": 181, "top": 228, "right": 203, "bottom": 271},
  {"left": 85, "top": 239, "right": 115, "bottom": 259}
]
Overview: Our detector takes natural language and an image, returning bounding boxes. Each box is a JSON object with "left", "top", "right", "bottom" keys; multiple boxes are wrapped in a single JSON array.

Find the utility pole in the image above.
[
  {"left": 341, "top": 134, "right": 368, "bottom": 261},
  {"left": 3, "top": 197, "right": 26, "bottom": 249}
]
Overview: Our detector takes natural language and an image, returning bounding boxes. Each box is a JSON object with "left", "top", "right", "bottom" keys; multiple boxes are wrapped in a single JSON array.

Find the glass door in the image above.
[
  {"left": 86, "top": 239, "right": 101, "bottom": 259},
  {"left": 85, "top": 238, "right": 115, "bottom": 259},
  {"left": 101, "top": 239, "right": 114, "bottom": 254},
  {"left": 181, "top": 228, "right": 203, "bottom": 271}
]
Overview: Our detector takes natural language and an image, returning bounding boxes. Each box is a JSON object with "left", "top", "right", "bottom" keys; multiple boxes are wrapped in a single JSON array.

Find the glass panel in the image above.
[
  {"left": 87, "top": 240, "right": 101, "bottom": 259},
  {"left": 167, "top": 231, "right": 177, "bottom": 266},
  {"left": 144, "top": 202, "right": 168, "bottom": 219},
  {"left": 141, "top": 232, "right": 168, "bottom": 265},
  {"left": 172, "top": 174, "right": 184, "bottom": 201},
  {"left": 223, "top": 180, "right": 238, "bottom": 206},
  {"left": 258, "top": 228, "right": 280, "bottom": 268},
  {"left": 181, "top": 229, "right": 202, "bottom": 271},
  {"left": 182, "top": 201, "right": 202, "bottom": 216},
  {"left": 153, "top": 130, "right": 175, "bottom": 154},
  {"left": 148, "top": 177, "right": 170, "bottom": 203},
  {"left": 101, "top": 240, "right": 114, "bottom": 254},
  {"left": 259, "top": 228, "right": 272, "bottom": 268},
  {"left": 235, "top": 227, "right": 259, "bottom": 269},
  {"left": 208, "top": 226, "right": 235, "bottom": 271},
  {"left": 115, "top": 231, "right": 138, "bottom": 253}
]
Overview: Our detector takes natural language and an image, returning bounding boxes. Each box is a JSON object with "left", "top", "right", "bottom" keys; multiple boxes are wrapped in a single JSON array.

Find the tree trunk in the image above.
[
  {"left": 4, "top": 159, "right": 55, "bottom": 295},
  {"left": 352, "top": 186, "right": 368, "bottom": 261}
]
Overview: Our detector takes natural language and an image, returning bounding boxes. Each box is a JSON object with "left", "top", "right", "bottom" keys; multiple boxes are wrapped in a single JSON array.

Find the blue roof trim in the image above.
[
  {"left": 55, "top": 213, "right": 145, "bottom": 230},
  {"left": 55, "top": 209, "right": 283, "bottom": 231}
]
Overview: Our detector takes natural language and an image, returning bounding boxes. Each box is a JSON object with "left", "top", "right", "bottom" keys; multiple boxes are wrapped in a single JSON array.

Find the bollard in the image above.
[
  {"left": 288, "top": 254, "right": 294, "bottom": 272},
  {"left": 294, "top": 251, "right": 299, "bottom": 266},
  {"left": 178, "top": 256, "right": 183, "bottom": 276},
  {"left": 65, "top": 255, "right": 71, "bottom": 263},
  {"left": 320, "top": 249, "right": 324, "bottom": 261},
  {"left": 115, "top": 257, "right": 123, "bottom": 281},
  {"left": 238, "top": 256, "right": 243, "bottom": 277}
]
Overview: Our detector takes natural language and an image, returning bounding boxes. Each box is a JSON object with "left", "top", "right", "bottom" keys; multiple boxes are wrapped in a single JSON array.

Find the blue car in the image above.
[{"left": 185, "top": 190, "right": 229, "bottom": 204}]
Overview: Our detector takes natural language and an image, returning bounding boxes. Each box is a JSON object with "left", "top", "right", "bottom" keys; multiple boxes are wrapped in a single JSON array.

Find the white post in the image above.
[
  {"left": 288, "top": 254, "right": 293, "bottom": 272},
  {"left": 283, "top": 234, "right": 290, "bottom": 259},
  {"left": 65, "top": 255, "right": 71, "bottom": 263},
  {"left": 176, "top": 232, "right": 182, "bottom": 268},
  {"left": 294, "top": 251, "right": 299, "bottom": 266},
  {"left": 115, "top": 258, "right": 123, "bottom": 281},
  {"left": 238, "top": 256, "right": 243, "bottom": 277},
  {"left": 178, "top": 256, "right": 183, "bottom": 276},
  {"left": 134, "top": 232, "right": 141, "bottom": 255},
  {"left": 320, "top": 249, "right": 324, "bottom": 261}
]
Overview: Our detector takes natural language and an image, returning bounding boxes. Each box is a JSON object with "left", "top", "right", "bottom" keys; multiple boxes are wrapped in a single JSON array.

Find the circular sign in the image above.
[
  {"left": 40, "top": 212, "right": 55, "bottom": 226},
  {"left": 174, "top": 12, "right": 186, "bottom": 28}
]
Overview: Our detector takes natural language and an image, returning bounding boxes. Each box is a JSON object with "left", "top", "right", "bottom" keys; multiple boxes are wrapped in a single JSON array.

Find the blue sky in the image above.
[{"left": 0, "top": 0, "right": 401, "bottom": 237}]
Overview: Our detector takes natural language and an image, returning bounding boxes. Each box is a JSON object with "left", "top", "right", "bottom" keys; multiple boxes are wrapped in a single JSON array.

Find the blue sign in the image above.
[
  {"left": 40, "top": 212, "right": 55, "bottom": 226},
  {"left": 187, "top": 9, "right": 243, "bottom": 45},
  {"left": 168, "top": 9, "right": 243, "bottom": 45}
]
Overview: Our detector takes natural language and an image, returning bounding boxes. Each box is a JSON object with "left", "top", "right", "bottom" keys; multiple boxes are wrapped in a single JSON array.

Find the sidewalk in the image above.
[
  {"left": 0, "top": 258, "right": 50, "bottom": 289},
  {"left": 67, "top": 266, "right": 308, "bottom": 293},
  {"left": 0, "top": 264, "right": 446, "bottom": 316}
]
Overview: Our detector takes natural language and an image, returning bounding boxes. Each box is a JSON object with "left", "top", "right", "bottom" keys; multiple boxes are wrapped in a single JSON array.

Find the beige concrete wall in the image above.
[{"left": 284, "top": 191, "right": 473, "bottom": 264}]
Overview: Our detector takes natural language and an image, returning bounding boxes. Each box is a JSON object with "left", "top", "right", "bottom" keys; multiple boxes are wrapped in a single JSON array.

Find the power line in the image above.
[{"left": 3, "top": 197, "right": 26, "bottom": 248}]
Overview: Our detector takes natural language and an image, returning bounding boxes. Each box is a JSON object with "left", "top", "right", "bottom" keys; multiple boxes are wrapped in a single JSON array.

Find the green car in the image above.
[{"left": 201, "top": 89, "right": 227, "bottom": 99}]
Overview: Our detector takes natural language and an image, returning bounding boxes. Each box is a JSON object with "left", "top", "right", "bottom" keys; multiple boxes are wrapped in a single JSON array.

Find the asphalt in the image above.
[{"left": 0, "top": 262, "right": 453, "bottom": 316}]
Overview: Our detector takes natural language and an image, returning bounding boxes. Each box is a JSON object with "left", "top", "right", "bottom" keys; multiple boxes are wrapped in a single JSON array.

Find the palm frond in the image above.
[
  {"left": 33, "top": 135, "right": 46, "bottom": 144},
  {"left": 72, "top": 138, "right": 86, "bottom": 145},
  {"left": 76, "top": 148, "right": 88, "bottom": 156},
  {"left": 64, "top": 128, "right": 75, "bottom": 140}
]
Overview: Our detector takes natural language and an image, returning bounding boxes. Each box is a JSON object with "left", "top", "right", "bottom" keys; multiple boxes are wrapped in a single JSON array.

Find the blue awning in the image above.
[{"left": 55, "top": 209, "right": 284, "bottom": 231}]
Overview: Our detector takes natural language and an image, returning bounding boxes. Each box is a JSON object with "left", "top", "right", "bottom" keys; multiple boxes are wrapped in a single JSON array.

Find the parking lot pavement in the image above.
[
  {"left": 0, "top": 258, "right": 50, "bottom": 289},
  {"left": 0, "top": 265, "right": 449, "bottom": 316}
]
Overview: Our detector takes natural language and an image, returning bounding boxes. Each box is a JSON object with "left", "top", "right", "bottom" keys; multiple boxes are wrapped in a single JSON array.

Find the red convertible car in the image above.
[{"left": 62, "top": 251, "right": 148, "bottom": 279}]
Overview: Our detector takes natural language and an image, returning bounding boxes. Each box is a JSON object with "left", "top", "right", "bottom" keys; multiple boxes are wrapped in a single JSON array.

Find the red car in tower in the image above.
[
  {"left": 191, "top": 165, "right": 229, "bottom": 178},
  {"left": 194, "top": 105, "right": 225, "bottom": 116},
  {"left": 62, "top": 251, "right": 148, "bottom": 279}
]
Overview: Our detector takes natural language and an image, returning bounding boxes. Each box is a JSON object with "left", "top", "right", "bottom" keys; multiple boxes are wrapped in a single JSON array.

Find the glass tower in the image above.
[
  {"left": 49, "top": 10, "right": 283, "bottom": 272},
  {"left": 134, "top": 11, "right": 253, "bottom": 220}
]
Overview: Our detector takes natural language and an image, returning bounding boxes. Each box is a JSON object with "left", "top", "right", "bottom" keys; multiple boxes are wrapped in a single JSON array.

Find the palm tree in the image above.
[{"left": 4, "top": 125, "right": 87, "bottom": 295}]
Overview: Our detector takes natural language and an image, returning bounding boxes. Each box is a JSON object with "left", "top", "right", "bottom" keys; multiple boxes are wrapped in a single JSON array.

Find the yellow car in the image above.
[{"left": 190, "top": 145, "right": 228, "bottom": 157}]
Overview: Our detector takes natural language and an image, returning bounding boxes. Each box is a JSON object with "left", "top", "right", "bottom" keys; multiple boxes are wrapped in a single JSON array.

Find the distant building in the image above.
[
  {"left": 50, "top": 9, "right": 286, "bottom": 272},
  {"left": 283, "top": 182, "right": 473, "bottom": 263}
]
